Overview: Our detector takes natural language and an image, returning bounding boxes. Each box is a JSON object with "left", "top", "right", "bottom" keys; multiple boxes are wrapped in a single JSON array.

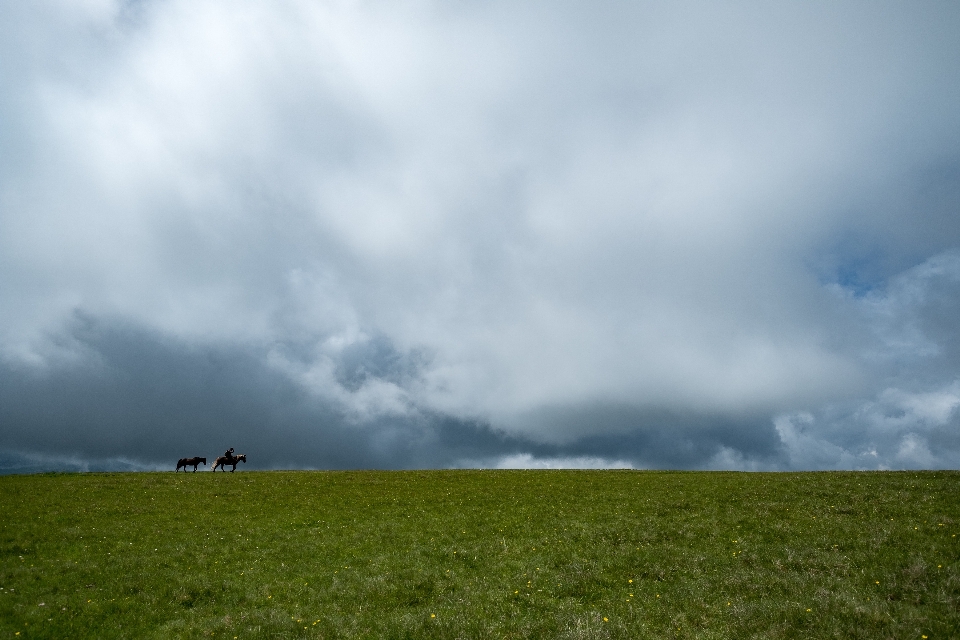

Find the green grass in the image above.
[{"left": 1, "top": 470, "right": 958, "bottom": 638}]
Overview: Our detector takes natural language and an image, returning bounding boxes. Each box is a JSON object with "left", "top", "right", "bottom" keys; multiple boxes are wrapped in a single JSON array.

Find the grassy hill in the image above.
[{"left": 1, "top": 470, "right": 958, "bottom": 638}]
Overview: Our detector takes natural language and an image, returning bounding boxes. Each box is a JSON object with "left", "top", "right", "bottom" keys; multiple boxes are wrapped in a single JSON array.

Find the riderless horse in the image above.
[
  {"left": 211, "top": 453, "right": 246, "bottom": 472},
  {"left": 176, "top": 457, "right": 207, "bottom": 472}
]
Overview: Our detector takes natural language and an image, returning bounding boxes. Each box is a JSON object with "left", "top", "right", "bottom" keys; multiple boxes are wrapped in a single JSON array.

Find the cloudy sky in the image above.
[{"left": 2, "top": 0, "right": 960, "bottom": 472}]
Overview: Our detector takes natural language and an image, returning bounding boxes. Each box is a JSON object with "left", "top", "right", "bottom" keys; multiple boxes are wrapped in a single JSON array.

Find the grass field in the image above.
[{"left": 1, "top": 470, "right": 958, "bottom": 638}]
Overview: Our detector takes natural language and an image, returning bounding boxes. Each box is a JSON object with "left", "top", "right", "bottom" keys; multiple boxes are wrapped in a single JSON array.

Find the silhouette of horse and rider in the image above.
[
  {"left": 211, "top": 447, "right": 246, "bottom": 472},
  {"left": 175, "top": 447, "right": 246, "bottom": 472}
]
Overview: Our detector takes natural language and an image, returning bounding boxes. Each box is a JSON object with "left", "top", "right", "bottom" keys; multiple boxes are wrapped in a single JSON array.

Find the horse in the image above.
[
  {"left": 176, "top": 457, "right": 207, "bottom": 472},
  {"left": 211, "top": 453, "right": 246, "bottom": 472}
]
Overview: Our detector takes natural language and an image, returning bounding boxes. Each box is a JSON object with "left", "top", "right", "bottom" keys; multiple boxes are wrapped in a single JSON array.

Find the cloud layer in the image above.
[{"left": 2, "top": 0, "right": 960, "bottom": 471}]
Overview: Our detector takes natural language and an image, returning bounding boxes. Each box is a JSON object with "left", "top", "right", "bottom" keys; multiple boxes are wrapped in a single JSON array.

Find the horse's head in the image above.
[
  {"left": 201, "top": 458, "right": 207, "bottom": 465},
  {"left": 237, "top": 454, "right": 246, "bottom": 463}
]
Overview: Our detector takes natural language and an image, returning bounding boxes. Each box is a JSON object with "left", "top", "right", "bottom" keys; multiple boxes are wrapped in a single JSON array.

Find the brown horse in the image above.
[
  {"left": 211, "top": 453, "right": 246, "bottom": 472},
  {"left": 176, "top": 457, "right": 207, "bottom": 472}
]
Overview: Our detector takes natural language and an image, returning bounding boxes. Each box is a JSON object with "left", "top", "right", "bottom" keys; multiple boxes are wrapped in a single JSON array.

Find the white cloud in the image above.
[{"left": 2, "top": 1, "right": 960, "bottom": 468}]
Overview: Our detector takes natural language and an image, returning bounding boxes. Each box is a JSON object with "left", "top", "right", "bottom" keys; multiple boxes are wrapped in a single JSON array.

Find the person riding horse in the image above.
[{"left": 223, "top": 447, "right": 235, "bottom": 462}]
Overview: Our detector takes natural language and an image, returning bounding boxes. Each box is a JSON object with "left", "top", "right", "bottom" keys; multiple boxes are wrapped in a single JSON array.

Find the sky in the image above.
[{"left": 2, "top": 0, "right": 960, "bottom": 472}]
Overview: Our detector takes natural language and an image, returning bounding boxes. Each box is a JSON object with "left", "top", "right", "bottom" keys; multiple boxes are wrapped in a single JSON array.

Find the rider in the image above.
[{"left": 224, "top": 447, "right": 235, "bottom": 462}]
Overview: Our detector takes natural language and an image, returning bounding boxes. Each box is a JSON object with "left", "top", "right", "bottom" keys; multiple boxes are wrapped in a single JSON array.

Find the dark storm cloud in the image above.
[
  {"left": 0, "top": 314, "right": 790, "bottom": 472},
  {"left": 0, "top": 314, "right": 511, "bottom": 470},
  {"left": 2, "top": 1, "right": 960, "bottom": 470},
  {"left": 490, "top": 404, "right": 785, "bottom": 470}
]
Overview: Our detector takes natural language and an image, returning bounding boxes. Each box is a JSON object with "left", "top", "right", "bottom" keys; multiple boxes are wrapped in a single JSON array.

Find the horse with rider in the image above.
[{"left": 212, "top": 447, "right": 246, "bottom": 472}]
